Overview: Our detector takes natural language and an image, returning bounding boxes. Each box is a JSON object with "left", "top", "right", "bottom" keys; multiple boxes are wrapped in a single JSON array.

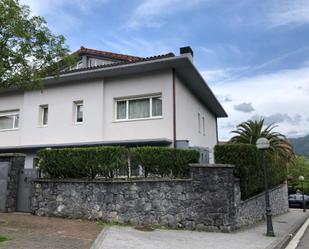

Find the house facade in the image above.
[{"left": 0, "top": 46, "right": 227, "bottom": 168}]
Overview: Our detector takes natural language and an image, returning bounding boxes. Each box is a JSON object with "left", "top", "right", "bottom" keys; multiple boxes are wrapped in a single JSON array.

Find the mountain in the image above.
[{"left": 289, "top": 135, "right": 309, "bottom": 156}]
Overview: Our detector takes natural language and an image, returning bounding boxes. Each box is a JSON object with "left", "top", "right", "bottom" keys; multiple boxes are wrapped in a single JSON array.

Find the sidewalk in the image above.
[{"left": 92, "top": 209, "right": 309, "bottom": 249}]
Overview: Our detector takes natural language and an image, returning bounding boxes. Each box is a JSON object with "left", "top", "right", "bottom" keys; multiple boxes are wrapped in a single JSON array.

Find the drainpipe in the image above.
[{"left": 172, "top": 68, "right": 176, "bottom": 148}]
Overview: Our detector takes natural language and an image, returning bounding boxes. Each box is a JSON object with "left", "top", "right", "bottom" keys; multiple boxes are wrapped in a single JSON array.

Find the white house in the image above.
[{"left": 0, "top": 46, "right": 227, "bottom": 168}]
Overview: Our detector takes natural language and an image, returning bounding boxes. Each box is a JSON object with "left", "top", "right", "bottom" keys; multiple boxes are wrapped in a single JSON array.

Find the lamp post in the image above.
[
  {"left": 298, "top": 176, "right": 306, "bottom": 212},
  {"left": 256, "top": 137, "right": 275, "bottom": 237}
]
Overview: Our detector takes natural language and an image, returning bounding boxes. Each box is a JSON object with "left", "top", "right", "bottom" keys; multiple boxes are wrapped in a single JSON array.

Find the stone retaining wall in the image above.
[
  {"left": 31, "top": 164, "right": 288, "bottom": 231},
  {"left": 235, "top": 183, "right": 288, "bottom": 228}
]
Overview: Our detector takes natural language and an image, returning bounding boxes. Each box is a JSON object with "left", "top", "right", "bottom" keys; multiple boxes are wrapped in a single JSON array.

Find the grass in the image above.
[{"left": 0, "top": 235, "right": 10, "bottom": 243}]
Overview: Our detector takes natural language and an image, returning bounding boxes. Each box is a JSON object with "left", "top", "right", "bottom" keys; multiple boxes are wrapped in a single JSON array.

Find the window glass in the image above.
[
  {"left": 129, "top": 98, "right": 150, "bottom": 119},
  {"left": 117, "top": 101, "right": 127, "bottom": 120},
  {"left": 0, "top": 112, "right": 19, "bottom": 130},
  {"left": 198, "top": 113, "right": 201, "bottom": 133},
  {"left": 40, "top": 105, "right": 48, "bottom": 126},
  {"left": 76, "top": 104, "right": 83, "bottom": 123},
  {"left": 202, "top": 116, "right": 205, "bottom": 135},
  {"left": 152, "top": 97, "right": 162, "bottom": 117}
]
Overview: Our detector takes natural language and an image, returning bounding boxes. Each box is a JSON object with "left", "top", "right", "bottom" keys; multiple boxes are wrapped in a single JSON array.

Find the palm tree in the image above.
[{"left": 230, "top": 119, "right": 294, "bottom": 161}]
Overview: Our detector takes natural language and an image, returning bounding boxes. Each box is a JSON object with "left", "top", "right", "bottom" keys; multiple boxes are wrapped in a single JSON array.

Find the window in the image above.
[
  {"left": 116, "top": 95, "right": 162, "bottom": 121},
  {"left": 198, "top": 113, "right": 201, "bottom": 133},
  {"left": 74, "top": 101, "right": 84, "bottom": 124},
  {"left": 0, "top": 110, "right": 19, "bottom": 131},
  {"left": 202, "top": 116, "right": 205, "bottom": 136},
  {"left": 39, "top": 105, "right": 48, "bottom": 126}
]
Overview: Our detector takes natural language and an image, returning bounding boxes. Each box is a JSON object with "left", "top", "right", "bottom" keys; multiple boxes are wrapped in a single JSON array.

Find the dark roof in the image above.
[
  {"left": 61, "top": 52, "right": 175, "bottom": 75},
  {"left": 76, "top": 46, "right": 143, "bottom": 62}
]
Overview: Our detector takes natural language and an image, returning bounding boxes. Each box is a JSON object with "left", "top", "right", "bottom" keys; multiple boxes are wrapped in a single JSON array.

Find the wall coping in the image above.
[
  {"left": 190, "top": 163, "right": 235, "bottom": 168},
  {"left": 32, "top": 177, "right": 193, "bottom": 184}
]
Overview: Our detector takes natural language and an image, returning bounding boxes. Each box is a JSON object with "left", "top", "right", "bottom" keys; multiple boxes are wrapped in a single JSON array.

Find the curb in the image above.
[
  {"left": 266, "top": 212, "right": 309, "bottom": 249},
  {"left": 90, "top": 227, "right": 109, "bottom": 249}
]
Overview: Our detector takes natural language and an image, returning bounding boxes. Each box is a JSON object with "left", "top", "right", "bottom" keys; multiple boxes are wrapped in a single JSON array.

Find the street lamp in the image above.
[
  {"left": 256, "top": 137, "right": 275, "bottom": 237},
  {"left": 298, "top": 176, "right": 306, "bottom": 212}
]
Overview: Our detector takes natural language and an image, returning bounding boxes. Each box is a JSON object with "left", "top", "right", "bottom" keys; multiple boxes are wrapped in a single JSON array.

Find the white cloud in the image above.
[
  {"left": 101, "top": 37, "right": 175, "bottom": 57},
  {"left": 209, "top": 65, "right": 309, "bottom": 141},
  {"left": 127, "top": 0, "right": 208, "bottom": 29},
  {"left": 266, "top": 0, "right": 309, "bottom": 28},
  {"left": 234, "top": 102, "right": 255, "bottom": 113}
]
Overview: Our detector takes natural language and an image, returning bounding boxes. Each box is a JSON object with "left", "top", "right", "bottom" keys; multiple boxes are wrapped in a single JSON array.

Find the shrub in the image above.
[
  {"left": 38, "top": 146, "right": 128, "bottom": 179},
  {"left": 214, "top": 144, "right": 286, "bottom": 199},
  {"left": 38, "top": 146, "right": 199, "bottom": 179},
  {"left": 130, "top": 147, "right": 200, "bottom": 177}
]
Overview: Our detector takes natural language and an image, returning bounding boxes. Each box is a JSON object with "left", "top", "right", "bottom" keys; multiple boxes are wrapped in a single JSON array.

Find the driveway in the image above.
[{"left": 0, "top": 213, "right": 102, "bottom": 249}]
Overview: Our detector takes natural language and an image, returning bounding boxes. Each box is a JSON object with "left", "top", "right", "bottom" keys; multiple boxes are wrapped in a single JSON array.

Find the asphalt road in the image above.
[{"left": 296, "top": 225, "right": 309, "bottom": 249}]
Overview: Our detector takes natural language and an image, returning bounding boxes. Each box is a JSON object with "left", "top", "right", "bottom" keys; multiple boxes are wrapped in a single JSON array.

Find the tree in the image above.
[
  {"left": 230, "top": 119, "right": 294, "bottom": 162},
  {"left": 0, "top": 0, "right": 75, "bottom": 89},
  {"left": 287, "top": 155, "right": 309, "bottom": 194}
]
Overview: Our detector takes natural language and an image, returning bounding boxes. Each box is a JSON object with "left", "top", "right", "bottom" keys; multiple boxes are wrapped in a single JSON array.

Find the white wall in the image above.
[
  {"left": 175, "top": 75, "right": 218, "bottom": 151},
  {"left": 103, "top": 70, "right": 173, "bottom": 141}
]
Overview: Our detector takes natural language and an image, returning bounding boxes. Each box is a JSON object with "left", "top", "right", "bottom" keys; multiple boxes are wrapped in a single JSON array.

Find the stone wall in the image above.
[
  {"left": 0, "top": 154, "right": 25, "bottom": 212},
  {"left": 31, "top": 164, "right": 288, "bottom": 231},
  {"left": 235, "top": 183, "right": 289, "bottom": 228},
  {"left": 32, "top": 164, "right": 236, "bottom": 232}
]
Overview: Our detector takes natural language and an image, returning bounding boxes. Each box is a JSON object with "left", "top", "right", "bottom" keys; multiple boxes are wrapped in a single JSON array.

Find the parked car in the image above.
[{"left": 288, "top": 194, "right": 309, "bottom": 208}]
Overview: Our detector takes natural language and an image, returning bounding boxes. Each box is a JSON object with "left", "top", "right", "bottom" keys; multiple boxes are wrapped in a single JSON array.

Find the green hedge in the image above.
[
  {"left": 38, "top": 146, "right": 128, "bottom": 179},
  {"left": 130, "top": 147, "right": 200, "bottom": 177},
  {"left": 214, "top": 144, "right": 286, "bottom": 200},
  {"left": 38, "top": 146, "right": 200, "bottom": 179}
]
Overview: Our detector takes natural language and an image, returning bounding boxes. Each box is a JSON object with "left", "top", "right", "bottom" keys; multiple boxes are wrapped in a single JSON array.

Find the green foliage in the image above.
[
  {"left": 0, "top": 0, "right": 75, "bottom": 89},
  {"left": 287, "top": 155, "right": 309, "bottom": 194},
  {"left": 214, "top": 144, "right": 286, "bottom": 199},
  {"left": 38, "top": 147, "right": 128, "bottom": 179},
  {"left": 38, "top": 146, "right": 199, "bottom": 179},
  {"left": 230, "top": 119, "right": 294, "bottom": 163},
  {"left": 130, "top": 147, "right": 199, "bottom": 177}
]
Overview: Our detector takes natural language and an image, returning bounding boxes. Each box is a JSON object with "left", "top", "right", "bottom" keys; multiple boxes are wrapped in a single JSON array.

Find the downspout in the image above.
[{"left": 172, "top": 68, "right": 176, "bottom": 148}]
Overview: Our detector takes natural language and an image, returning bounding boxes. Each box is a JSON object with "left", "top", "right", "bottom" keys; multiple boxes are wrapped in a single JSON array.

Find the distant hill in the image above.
[{"left": 289, "top": 135, "right": 309, "bottom": 156}]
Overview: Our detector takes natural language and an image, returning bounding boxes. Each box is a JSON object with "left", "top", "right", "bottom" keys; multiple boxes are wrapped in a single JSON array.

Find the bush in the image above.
[
  {"left": 214, "top": 144, "right": 286, "bottom": 199},
  {"left": 130, "top": 147, "right": 200, "bottom": 177},
  {"left": 38, "top": 146, "right": 200, "bottom": 179},
  {"left": 38, "top": 146, "right": 128, "bottom": 179}
]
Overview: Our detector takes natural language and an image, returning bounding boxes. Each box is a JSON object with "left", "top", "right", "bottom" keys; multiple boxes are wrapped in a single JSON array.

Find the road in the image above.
[{"left": 296, "top": 225, "right": 309, "bottom": 249}]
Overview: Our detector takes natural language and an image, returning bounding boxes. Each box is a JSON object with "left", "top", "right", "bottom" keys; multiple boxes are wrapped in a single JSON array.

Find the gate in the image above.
[
  {"left": 0, "top": 162, "right": 9, "bottom": 212},
  {"left": 17, "top": 168, "right": 39, "bottom": 212}
]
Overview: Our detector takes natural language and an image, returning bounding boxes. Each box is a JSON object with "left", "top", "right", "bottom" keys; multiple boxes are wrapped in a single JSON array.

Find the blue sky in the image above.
[{"left": 21, "top": 0, "right": 309, "bottom": 140}]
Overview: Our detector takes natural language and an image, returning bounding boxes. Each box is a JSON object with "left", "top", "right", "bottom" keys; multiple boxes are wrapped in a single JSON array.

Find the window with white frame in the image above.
[
  {"left": 39, "top": 105, "right": 48, "bottom": 127},
  {"left": 116, "top": 95, "right": 162, "bottom": 121},
  {"left": 74, "top": 101, "right": 84, "bottom": 124},
  {"left": 0, "top": 110, "right": 19, "bottom": 131}
]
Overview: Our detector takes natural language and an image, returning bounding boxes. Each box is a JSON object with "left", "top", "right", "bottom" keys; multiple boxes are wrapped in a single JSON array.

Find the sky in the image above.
[{"left": 20, "top": 0, "right": 309, "bottom": 141}]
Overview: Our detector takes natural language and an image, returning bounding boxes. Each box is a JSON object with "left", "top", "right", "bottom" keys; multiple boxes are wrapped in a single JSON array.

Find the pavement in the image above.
[
  {"left": 296, "top": 225, "right": 309, "bottom": 249},
  {"left": 0, "top": 212, "right": 102, "bottom": 249},
  {"left": 92, "top": 209, "right": 309, "bottom": 249}
]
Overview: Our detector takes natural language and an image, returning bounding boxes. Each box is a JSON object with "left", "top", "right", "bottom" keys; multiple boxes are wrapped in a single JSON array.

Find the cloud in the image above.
[
  {"left": 251, "top": 113, "right": 302, "bottom": 126},
  {"left": 127, "top": 0, "right": 208, "bottom": 29},
  {"left": 266, "top": 0, "right": 309, "bottom": 28},
  {"left": 210, "top": 65, "right": 309, "bottom": 140},
  {"left": 234, "top": 102, "right": 255, "bottom": 113}
]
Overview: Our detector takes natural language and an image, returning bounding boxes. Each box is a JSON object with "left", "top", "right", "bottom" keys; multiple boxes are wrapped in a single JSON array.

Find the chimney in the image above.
[{"left": 180, "top": 46, "right": 193, "bottom": 62}]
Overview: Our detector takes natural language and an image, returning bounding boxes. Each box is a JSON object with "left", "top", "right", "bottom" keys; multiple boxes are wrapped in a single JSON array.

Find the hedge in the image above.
[
  {"left": 130, "top": 147, "right": 200, "bottom": 177},
  {"left": 38, "top": 146, "right": 128, "bottom": 179},
  {"left": 214, "top": 144, "right": 286, "bottom": 200},
  {"left": 38, "top": 146, "right": 200, "bottom": 179}
]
